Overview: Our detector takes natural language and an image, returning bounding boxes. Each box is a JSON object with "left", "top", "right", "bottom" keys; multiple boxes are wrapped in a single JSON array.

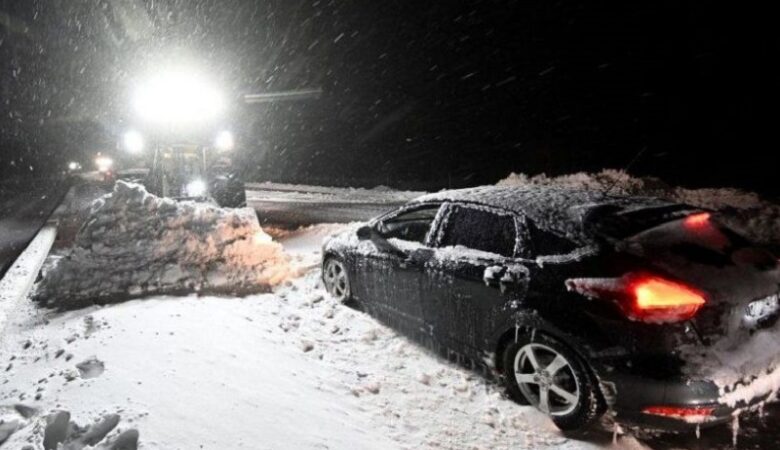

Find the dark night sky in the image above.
[{"left": 1, "top": 1, "right": 778, "bottom": 195}]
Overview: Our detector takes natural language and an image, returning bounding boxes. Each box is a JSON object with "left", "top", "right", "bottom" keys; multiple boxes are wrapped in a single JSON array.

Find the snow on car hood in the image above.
[{"left": 33, "top": 181, "right": 293, "bottom": 309}]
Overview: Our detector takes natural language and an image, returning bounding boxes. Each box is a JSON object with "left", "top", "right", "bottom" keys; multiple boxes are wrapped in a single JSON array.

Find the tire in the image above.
[
  {"left": 502, "top": 331, "right": 605, "bottom": 432},
  {"left": 322, "top": 257, "right": 351, "bottom": 303},
  {"left": 213, "top": 181, "right": 247, "bottom": 208}
]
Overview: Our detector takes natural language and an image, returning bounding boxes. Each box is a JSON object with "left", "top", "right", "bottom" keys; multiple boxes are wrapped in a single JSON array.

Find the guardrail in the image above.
[
  {"left": 0, "top": 225, "right": 56, "bottom": 334},
  {"left": 245, "top": 182, "right": 427, "bottom": 225}
]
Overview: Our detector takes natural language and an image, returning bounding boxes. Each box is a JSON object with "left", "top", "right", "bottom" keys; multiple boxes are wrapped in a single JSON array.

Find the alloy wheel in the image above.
[
  {"left": 323, "top": 258, "right": 349, "bottom": 301},
  {"left": 513, "top": 343, "right": 580, "bottom": 416}
]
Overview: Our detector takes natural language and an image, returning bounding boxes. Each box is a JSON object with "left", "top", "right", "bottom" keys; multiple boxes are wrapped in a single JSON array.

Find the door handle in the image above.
[
  {"left": 400, "top": 257, "right": 421, "bottom": 269},
  {"left": 483, "top": 268, "right": 518, "bottom": 288},
  {"left": 483, "top": 272, "right": 503, "bottom": 287}
]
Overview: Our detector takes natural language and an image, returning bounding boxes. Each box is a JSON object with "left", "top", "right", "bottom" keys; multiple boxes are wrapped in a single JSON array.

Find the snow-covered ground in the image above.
[{"left": 1, "top": 222, "right": 653, "bottom": 450}]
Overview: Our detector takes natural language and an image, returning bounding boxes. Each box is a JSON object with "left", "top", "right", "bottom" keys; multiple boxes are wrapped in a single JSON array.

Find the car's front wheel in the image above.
[
  {"left": 323, "top": 257, "right": 351, "bottom": 303},
  {"left": 502, "top": 332, "right": 605, "bottom": 432}
]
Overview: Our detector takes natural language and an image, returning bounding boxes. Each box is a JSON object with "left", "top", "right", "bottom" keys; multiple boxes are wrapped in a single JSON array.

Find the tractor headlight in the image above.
[
  {"left": 185, "top": 179, "right": 207, "bottom": 197},
  {"left": 133, "top": 69, "right": 224, "bottom": 125},
  {"left": 123, "top": 130, "right": 144, "bottom": 154},
  {"left": 215, "top": 130, "right": 234, "bottom": 151},
  {"left": 95, "top": 156, "right": 113, "bottom": 173}
]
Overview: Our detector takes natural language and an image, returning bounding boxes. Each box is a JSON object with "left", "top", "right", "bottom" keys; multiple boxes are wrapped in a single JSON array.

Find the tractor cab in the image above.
[
  {"left": 147, "top": 143, "right": 208, "bottom": 199},
  {"left": 143, "top": 141, "right": 245, "bottom": 207}
]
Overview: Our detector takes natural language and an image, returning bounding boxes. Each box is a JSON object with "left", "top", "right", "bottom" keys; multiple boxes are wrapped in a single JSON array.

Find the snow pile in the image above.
[
  {"left": 498, "top": 170, "right": 780, "bottom": 248},
  {"left": 33, "top": 181, "right": 292, "bottom": 309}
]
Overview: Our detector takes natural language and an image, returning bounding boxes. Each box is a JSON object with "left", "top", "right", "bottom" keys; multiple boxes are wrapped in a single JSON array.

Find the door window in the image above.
[
  {"left": 377, "top": 205, "right": 441, "bottom": 243},
  {"left": 439, "top": 205, "right": 517, "bottom": 257}
]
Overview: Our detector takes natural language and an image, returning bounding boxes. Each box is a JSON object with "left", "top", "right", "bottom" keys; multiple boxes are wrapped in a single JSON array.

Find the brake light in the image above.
[
  {"left": 682, "top": 211, "right": 730, "bottom": 249},
  {"left": 643, "top": 405, "right": 715, "bottom": 422},
  {"left": 566, "top": 273, "right": 707, "bottom": 323},
  {"left": 684, "top": 212, "right": 711, "bottom": 228},
  {"left": 629, "top": 276, "right": 706, "bottom": 321}
]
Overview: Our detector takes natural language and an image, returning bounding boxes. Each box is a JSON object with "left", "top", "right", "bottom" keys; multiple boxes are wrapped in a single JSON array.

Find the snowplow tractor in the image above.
[{"left": 144, "top": 143, "right": 245, "bottom": 207}]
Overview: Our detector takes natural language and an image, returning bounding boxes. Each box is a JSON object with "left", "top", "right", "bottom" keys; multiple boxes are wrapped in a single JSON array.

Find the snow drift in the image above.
[
  {"left": 33, "top": 181, "right": 292, "bottom": 309},
  {"left": 498, "top": 169, "right": 780, "bottom": 249}
]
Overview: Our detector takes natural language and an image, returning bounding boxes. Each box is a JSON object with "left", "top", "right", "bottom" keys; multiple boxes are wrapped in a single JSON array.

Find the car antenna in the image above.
[{"left": 604, "top": 145, "right": 648, "bottom": 195}]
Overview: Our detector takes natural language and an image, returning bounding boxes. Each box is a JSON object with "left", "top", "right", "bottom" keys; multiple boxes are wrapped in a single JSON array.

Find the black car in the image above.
[{"left": 321, "top": 185, "right": 780, "bottom": 432}]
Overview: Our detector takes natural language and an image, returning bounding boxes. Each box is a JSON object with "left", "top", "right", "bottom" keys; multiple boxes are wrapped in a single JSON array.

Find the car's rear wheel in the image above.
[
  {"left": 323, "top": 257, "right": 351, "bottom": 303},
  {"left": 502, "top": 332, "right": 605, "bottom": 432}
]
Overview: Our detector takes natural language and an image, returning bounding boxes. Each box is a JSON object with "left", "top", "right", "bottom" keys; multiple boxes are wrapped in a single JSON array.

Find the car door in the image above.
[
  {"left": 422, "top": 203, "right": 531, "bottom": 351},
  {"left": 357, "top": 203, "right": 444, "bottom": 337}
]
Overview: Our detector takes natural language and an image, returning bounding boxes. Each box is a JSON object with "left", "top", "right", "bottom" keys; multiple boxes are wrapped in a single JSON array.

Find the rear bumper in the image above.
[{"left": 603, "top": 371, "right": 767, "bottom": 431}]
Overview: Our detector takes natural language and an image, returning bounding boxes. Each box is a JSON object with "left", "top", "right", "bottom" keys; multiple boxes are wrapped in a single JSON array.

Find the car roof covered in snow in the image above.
[{"left": 410, "top": 185, "right": 686, "bottom": 241}]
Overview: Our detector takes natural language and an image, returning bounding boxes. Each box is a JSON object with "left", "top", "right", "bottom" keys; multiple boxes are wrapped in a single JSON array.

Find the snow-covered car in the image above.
[{"left": 321, "top": 185, "right": 780, "bottom": 432}]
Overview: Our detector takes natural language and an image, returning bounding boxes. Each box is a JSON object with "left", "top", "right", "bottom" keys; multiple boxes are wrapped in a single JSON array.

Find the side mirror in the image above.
[
  {"left": 357, "top": 225, "right": 373, "bottom": 241},
  {"left": 356, "top": 224, "right": 406, "bottom": 258}
]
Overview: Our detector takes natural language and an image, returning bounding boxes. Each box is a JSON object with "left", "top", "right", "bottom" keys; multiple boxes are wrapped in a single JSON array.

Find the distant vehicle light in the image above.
[
  {"left": 95, "top": 156, "right": 113, "bottom": 173},
  {"left": 67, "top": 161, "right": 81, "bottom": 171},
  {"left": 133, "top": 69, "right": 224, "bottom": 125},
  {"left": 215, "top": 130, "right": 235, "bottom": 151},
  {"left": 185, "top": 179, "right": 207, "bottom": 197},
  {"left": 123, "top": 130, "right": 144, "bottom": 154}
]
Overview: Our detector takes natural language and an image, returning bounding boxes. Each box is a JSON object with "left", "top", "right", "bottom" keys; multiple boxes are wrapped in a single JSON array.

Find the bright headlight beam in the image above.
[
  {"left": 185, "top": 179, "right": 207, "bottom": 197},
  {"left": 123, "top": 130, "right": 144, "bottom": 154},
  {"left": 133, "top": 70, "right": 224, "bottom": 125},
  {"left": 95, "top": 156, "right": 113, "bottom": 172},
  {"left": 215, "top": 130, "right": 234, "bottom": 151}
]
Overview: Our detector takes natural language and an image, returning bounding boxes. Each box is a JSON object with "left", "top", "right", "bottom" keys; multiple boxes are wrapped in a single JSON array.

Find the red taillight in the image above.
[
  {"left": 643, "top": 405, "right": 715, "bottom": 422},
  {"left": 682, "top": 211, "right": 729, "bottom": 249},
  {"left": 684, "top": 212, "right": 711, "bottom": 228},
  {"left": 566, "top": 273, "right": 707, "bottom": 324},
  {"left": 627, "top": 276, "right": 706, "bottom": 322}
]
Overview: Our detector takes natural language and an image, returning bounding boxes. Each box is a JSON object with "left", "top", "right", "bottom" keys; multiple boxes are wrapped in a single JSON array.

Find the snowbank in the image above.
[
  {"left": 498, "top": 170, "right": 780, "bottom": 248},
  {"left": 33, "top": 181, "right": 292, "bottom": 309}
]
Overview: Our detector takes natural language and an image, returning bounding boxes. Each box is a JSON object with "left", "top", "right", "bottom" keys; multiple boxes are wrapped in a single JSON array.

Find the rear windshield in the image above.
[
  {"left": 624, "top": 214, "right": 776, "bottom": 269},
  {"left": 589, "top": 204, "right": 702, "bottom": 240}
]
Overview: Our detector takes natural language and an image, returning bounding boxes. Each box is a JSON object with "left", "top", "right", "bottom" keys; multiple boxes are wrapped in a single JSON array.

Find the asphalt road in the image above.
[{"left": 0, "top": 178, "right": 68, "bottom": 280}]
